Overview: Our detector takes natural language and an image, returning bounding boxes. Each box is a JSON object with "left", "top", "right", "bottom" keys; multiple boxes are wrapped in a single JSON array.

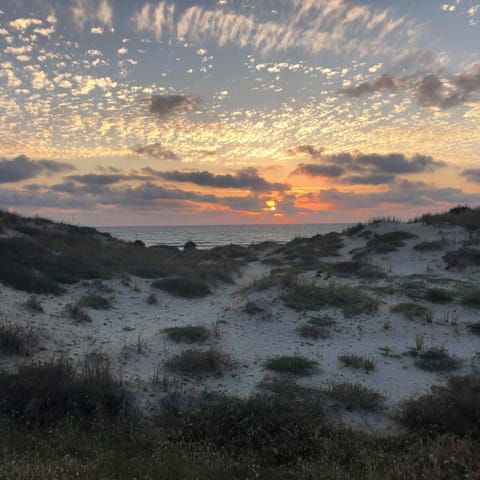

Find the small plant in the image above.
[
  {"left": 79, "top": 294, "right": 113, "bottom": 310},
  {"left": 462, "top": 288, "right": 480, "bottom": 307},
  {"left": 265, "top": 355, "right": 317, "bottom": 376},
  {"left": 324, "top": 382, "right": 384, "bottom": 411},
  {"left": 152, "top": 277, "right": 211, "bottom": 298},
  {"left": 423, "top": 288, "right": 454, "bottom": 304},
  {"left": 0, "top": 323, "right": 37, "bottom": 356},
  {"left": 414, "top": 348, "right": 462, "bottom": 372},
  {"left": 391, "top": 302, "right": 432, "bottom": 321},
  {"left": 165, "top": 348, "right": 233, "bottom": 376},
  {"left": 397, "top": 374, "right": 480, "bottom": 437},
  {"left": 164, "top": 325, "right": 210, "bottom": 343},
  {"left": 146, "top": 292, "right": 158, "bottom": 305},
  {"left": 413, "top": 240, "right": 446, "bottom": 251},
  {"left": 297, "top": 323, "right": 330, "bottom": 339},
  {"left": 24, "top": 296, "right": 44, "bottom": 312},
  {"left": 415, "top": 333, "right": 424, "bottom": 350},
  {"left": 467, "top": 322, "right": 480, "bottom": 335},
  {"left": 338, "top": 354, "right": 375, "bottom": 373},
  {"left": 67, "top": 302, "right": 92, "bottom": 323}
]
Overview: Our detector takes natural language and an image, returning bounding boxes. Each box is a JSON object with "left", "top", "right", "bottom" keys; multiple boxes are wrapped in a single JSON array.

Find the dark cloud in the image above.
[
  {"left": 67, "top": 174, "right": 133, "bottom": 185},
  {"left": 461, "top": 168, "right": 480, "bottom": 183},
  {"left": 339, "top": 74, "right": 399, "bottom": 98},
  {"left": 340, "top": 62, "right": 480, "bottom": 109},
  {"left": 286, "top": 145, "right": 324, "bottom": 157},
  {"left": 142, "top": 167, "right": 286, "bottom": 192},
  {"left": 342, "top": 174, "right": 395, "bottom": 185},
  {"left": 0, "top": 155, "right": 74, "bottom": 183},
  {"left": 290, "top": 164, "right": 344, "bottom": 177},
  {"left": 148, "top": 94, "right": 200, "bottom": 116},
  {"left": 354, "top": 153, "right": 446, "bottom": 174},
  {"left": 132, "top": 143, "right": 179, "bottom": 160},
  {"left": 289, "top": 152, "right": 445, "bottom": 180},
  {"left": 316, "top": 179, "right": 480, "bottom": 210}
]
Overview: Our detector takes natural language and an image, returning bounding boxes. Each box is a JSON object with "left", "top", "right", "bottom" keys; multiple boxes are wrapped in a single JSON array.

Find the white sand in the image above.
[{"left": 1, "top": 220, "right": 480, "bottom": 433}]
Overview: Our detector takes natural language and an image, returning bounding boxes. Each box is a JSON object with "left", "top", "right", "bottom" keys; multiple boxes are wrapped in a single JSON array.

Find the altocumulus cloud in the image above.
[
  {"left": 0, "top": 155, "right": 74, "bottom": 183},
  {"left": 131, "top": 143, "right": 179, "bottom": 160}
]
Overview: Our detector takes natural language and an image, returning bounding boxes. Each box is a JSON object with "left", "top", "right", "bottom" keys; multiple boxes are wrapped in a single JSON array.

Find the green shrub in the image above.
[
  {"left": 467, "top": 322, "right": 480, "bottom": 335},
  {"left": 165, "top": 348, "right": 232, "bottom": 376},
  {"left": 152, "top": 277, "right": 211, "bottom": 298},
  {"left": 423, "top": 288, "right": 454, "bottom": 304},
  {"left": 0, "top": 323, "right": 37, "bottom": 356},
  {"left": 367, "top": 231, "right": 418, "bottom": 253},
  {"left": 391, "top": 302, "right": 432, "bottom": 321},
  {"left": 67, "top": 302, "right": 92, "bottom": 323},
  {"left": 324, "top": 382, "right": 384, "bottom": 411},
  {"left": 414, "top": 348, "right": 462, "bottom": 372},
  {"left": 397, "top": 375, "right": 480, "bottom": 437},
  {"left": 164, "top": 325, "right": 210, "bottom": 343},
  {"left": 462, "top": 288, "right": 480, "bottom": 307},
  {"left": 79, "top": 294, "right": 113, "bottom": 310},
  {"left": 0, "top": 358, "right": 129, "bottom": 424},
  {"left": 413, "top": 240, "right": 446, "bottom": 251},
  {"left": 338, "top": 354, "right": 376, "bottom": 373},
  {"left": 265, "top": 355, "right": 317, "bottom": 376},
  {"left": 297, "top": 323, "right": 330, "bottom": 339},
  {"left": 283, "top": 282, "right": 378, "bottom": 316}
]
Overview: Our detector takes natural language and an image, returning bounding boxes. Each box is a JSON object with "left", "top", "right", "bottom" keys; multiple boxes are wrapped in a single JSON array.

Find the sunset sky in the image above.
[{"left": 0, "top": 0, "right": 479, "bottom": 226}]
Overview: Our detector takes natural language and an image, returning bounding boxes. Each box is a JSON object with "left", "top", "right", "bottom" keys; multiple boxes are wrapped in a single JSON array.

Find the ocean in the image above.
[{"left": 98, "top": 223, "right": 351, "bottom": 249}]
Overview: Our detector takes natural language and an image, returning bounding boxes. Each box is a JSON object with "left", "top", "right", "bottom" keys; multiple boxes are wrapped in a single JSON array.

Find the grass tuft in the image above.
[
  {"left": 0, "top": 323, "right": 37, "bottom": 356},
  {"left": 338, "top": 354, "right": 376, "bottom": 373},
  {"left": 164, "top": 325, "right": 210, "bottom": 343},
  {"left": 165, "top": 347, "right": 232, "bottom": 376},
  {"left": 325, "top": 382, "right": 384, "bottom": 411},
  {"left": 152, "top": 277, "right": 211, "bottom": 298},
  {"left": 413, "top": 348, "right": 462, "bottom": 372},
  {"left": 265, "top": 355, "right": 317, "bottom": 376},
  {"left": 79, "top": 293, "right": 113, "bottom": 310}
]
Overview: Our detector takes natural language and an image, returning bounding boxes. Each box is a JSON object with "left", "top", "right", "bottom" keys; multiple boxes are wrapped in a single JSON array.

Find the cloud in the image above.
[
  {"left": 67, "top": 173, "right": 135, "bottom": 185},
  {"left": 148, "top": 94, "right": 200, "bottom": 116},
  {"left": 289, "top": 152, "right": 445, "bottom": 180},
  {"left": 461, "top": 168, "right": 480, "bottom": 183},
  {"left": 9, "top": 18, "right": 42, "bottom": 31},
  {"left": 132, "top": 143, "right": 179, "bottom": 160},
  {"left": 316, "top": 179, "right": 480, "bottom": 210},
  {"left": 290, "top": 164, "right": 344, "bottom": 177},
  {"left": 143, "top": 167, "right": 286, "bottom": 192},
  {"left": 0, "top": 155, "right": 74, "bottom": 183},
  {"left": 341, "top": 62, "right": 480, "bottom": 109},
  {"left": 133, "top": 0, "right": 413, "bottom": 57},
  {"left": 339, "top": 74, "right": 400, "bottom": 97},
  {"left": 286, "top": 145, "right": 324, "bottom": 158},
  {"left": 71, "top": 0, "right": 113, "bottom": 29},
  {"left": 342, "top": 173, "right": 395, "bottom": 185}
]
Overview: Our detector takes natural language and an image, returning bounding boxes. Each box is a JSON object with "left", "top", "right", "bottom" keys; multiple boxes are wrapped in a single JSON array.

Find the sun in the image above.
[{"left": 265, "top": 200, "right": 277, "bottom": 211}]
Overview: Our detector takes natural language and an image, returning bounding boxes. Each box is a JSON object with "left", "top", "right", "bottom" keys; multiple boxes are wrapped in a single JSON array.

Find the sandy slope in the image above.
[{"left": 1, "top": 220, "right": 479, "bottom": 432}]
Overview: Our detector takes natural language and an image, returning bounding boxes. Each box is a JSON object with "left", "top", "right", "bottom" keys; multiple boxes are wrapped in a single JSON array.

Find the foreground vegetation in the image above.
[{"left": 0, "top": 361, "right": 479, "bottom": 479}]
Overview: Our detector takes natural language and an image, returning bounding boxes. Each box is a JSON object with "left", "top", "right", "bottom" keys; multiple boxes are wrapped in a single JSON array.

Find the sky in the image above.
[{"left": 0, "top": 0, "right": 479, "bottom": 226}]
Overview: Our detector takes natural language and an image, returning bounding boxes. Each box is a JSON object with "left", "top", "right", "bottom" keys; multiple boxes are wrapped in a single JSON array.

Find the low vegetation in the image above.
[
  {"left": 324, "top": 382, "right": 385, "bottom": 412},
  {"left": 67, "top": 302, "right": 92, "bottom": 323},
  {"left": 79, "top": 293, "right": 113, "bottom": 310},
  {"left": 416, "top": 205, "right": 480, "bottom": 231},
  {"left": 423, "top": 287, "right": 454, "bottom": 304},
  {"left": 265, "top": 355, "right": 317, "bottom": 376},
  {"left": 338, "top": 354, "right": 375, "bottom": 373},
  {"left": 24, "top": 296, "right": 44, "bottom": 312},
  {"left": 413, "top": 348, "right": 462, "bottom": 372},
  {"left": 152, "top": 277, "right": 211, "bottom": 298},
  {"left": 391, "top": 302, "right": 432, "bottom": 321},
  {"left": 462, "top": 287, "right": 480, "bottom": 307},
  {"left": 164, "top": 325, "right": 210, "bottom": 343},
  {"left": 413, "top": 240, "right": 446, "bottom": 251},
  {"left": 0, "top": 323, "right": 37, "bottom": 356},
  {"left": 165, "top": 348, "right": 233, "bottom": 376},
  {"left": 467, "top": 322, "right": 480, "bottom": 335},
  {"left": 0, "top": 358, "right": 129, "bottom": 424},
  {"left": 366, "top": 231, "right": 418, "bottom": 253},
  {"left": 397, "top": 374, "right": 480, "bottom": 437},
  {"left": 283, "top": 282, "right": 378, "bottom": 316}
]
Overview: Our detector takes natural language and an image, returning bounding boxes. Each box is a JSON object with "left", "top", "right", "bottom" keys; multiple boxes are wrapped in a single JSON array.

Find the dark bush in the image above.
[{"left": 152, "top": 277, "right": 211, "bottom": 298}]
